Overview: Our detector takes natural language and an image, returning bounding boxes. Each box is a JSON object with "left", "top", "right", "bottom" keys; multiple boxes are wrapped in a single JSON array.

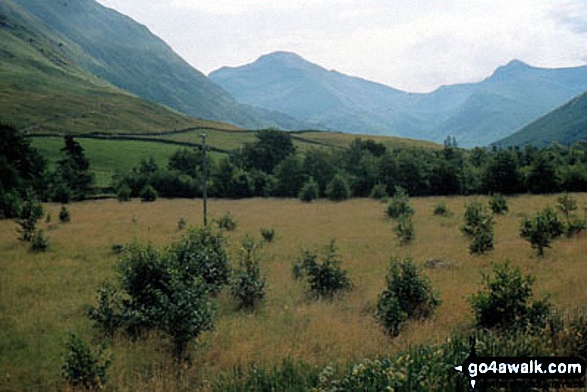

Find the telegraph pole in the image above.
[{"left": 200, "top": 133, "right": 208, "bottom": 226}]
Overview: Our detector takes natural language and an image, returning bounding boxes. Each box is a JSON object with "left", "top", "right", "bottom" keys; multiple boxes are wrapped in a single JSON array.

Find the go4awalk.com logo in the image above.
[{"left": 454, "top": 338, "right": 586, "bottom": 389}]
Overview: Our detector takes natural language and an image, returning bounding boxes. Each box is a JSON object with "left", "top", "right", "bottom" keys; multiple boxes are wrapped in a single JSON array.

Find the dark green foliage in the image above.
[
  {"left": 59, "top": 205, "right": 70, "bottom": 223},
  {"left": 526, "top": 152, "right": 560, "bottom": 193},
  {"left": 325, "top": 174, "right": 350, "bottom": 201},
  {"left": 273, "top": 154, "right": 305, "bottom": 197},
  {"left": 302, "top": 148, "right": 337, "bottom": 196},
  {"left": 298, "top": 177, "right": 319, "bottom": 202},
  {"left": 394, "top": 214, "right": 414, "bottom": 246},
  {"left": 557, "top": 193, "right": 586, "bottom": 237},
  {"left": 116, "top": 184, "right": 131, "bottom": 202},
  {"left": 482, "top": 150, "right": 522, "bottom": 194},
  {"left": 230, "top": 237, "right": 267, "bottom": 310},
  {"left": 369, "top": 182, "right": 388, "bottom": 200},
  {"left": 0, "top": 190, "right": 22, "bottom": 219},
  {"left": 433, "top": 202, "right": 449, "bottom": 216},
  {"left": 469, "top": 215, "right": 494, "bottom": 255},
  {"left": 376, "top": 258, "right": 440, "bottom": 337},
  {"left": 45, "top": 213, "right": 51, "bottom": 223},
  {"left": 520, "top": 207, "right": 565, "bottom": 256},
  {"left": 260, "top": 228, "right": 275, "bottom": 243},
  {"left": 61, "top": 333, "right": 111, "bottom": 390},
  {"left": 87, "top": 283, "right": 124, "bottom": 338},
  {"left": 461, "top": 199, "right": 484, "bottom": 236},
  {"left": 489, "top": 193, "right": 508, "bottom": 214},
  {"left": 386, "top": 186, "right": 414, "bottom": 219},
  {"left": 298, "top": 240, "right": 352, "bottom": 299},
  {"left": 16, "top": 194, "right": 43, "bottom": 242},
  {"left": 470, "top": 261, "right": 550, "bottom": 331},
  {"left": 57, "top": 136, "right": 94, "bottom": 201},
  {"left": 177, "top": 217, "right": 187, "bottom": 231},
  {"left": 172, "top": 226, "right": 231, "bottom": 295},
  {"left": 215, "top": 212, "right": 237, "bottom": 231},
  {"left": 31, "top": 229, "right": 48, "bottom": 252},
  {"left": 139, "top": 184, "right": 158, "bottom": 202},
  {"left": 240, "top": 130, "right": 296, "bottom": 173}
]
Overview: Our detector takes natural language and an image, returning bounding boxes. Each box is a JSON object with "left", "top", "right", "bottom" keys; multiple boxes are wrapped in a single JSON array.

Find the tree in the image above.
[
  {"left": 240, "top": 130, "right": 296, "bottom": 173},
  {"left": 386, "top": 186, "right": 414, "bottom": 219},
  {"left": 526, "top": 152, "right": 560, "bottom": 194},
  {"left": 229, "top": 237, "right": 266, "bottom": 310},
  {"left": 298, "top": 177, "right": 320, "bottom": 202},
  {"left": 325, "top": 174, "right": 350, "bottom": 201},
  {"left": 273, "top": 154, "right": 305, "bottom": 197},
  {"left": 482, "top": 150, "right": 522, "bottom": 194},
  {"left": 57, "top": 136, "right": 94, "bottom": 200},
  {"left": 520, "top": 207, "right": 564, "bottom": 257}
]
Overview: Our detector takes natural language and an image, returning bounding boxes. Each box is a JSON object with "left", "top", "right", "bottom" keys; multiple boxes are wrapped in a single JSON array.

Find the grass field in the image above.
[{"left": 1, "top": 194, "right": 586, "bottom": 390}]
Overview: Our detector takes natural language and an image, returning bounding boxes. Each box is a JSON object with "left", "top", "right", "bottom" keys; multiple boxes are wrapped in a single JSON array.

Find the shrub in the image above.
[
  {"left": 470, "top": 261, "right": 550, "bottom": 331},
  {"left": 31, "top": 229, "right": 48, "bottom": 252},
  {"left": 386, "top": 186, "right": 414, "bottom": 219},
  {"left": 557, "top": 193, "right": 586, "bottom": 237},
  {"left": 369, "top": 182, "right": 388, "bottom": 201},
  {"left": 461, "top": 199, "right": 484, "bottom": 236},
  {"left": 260, "top": 227, "right": 275, "bottom": 243},
  {"left": 468, "top": 215, "right": 494, "bottom": 255},
  {"left": 325, "top": 174, "right": 350, "bottom": 201},
  {"left": 116, "top": 184, "right": 131, "bottom": 202},
  {"left": 215, "top": 212, "right": 237, "bottom": 231},
  {"left": 299, "top": 240, "right": 352, "bottom": 299},
  {"left": 177, "top": 217, "right": 187, "bottom": 231},
  {"left": 87, "top": 282, "right": 124, "bottom": 338},
  {"left": 489, "top": 193, "right": 508, "bottom": 214},
  {"left": 59, "top": 205, "right": 70, "bottom": 223},
  {"left": 139, "top": 184, "right": 157, "bottom": 202},
  {"left": 394, "top": 214, "right": 414, "bottom": 246},
  {"left": 0, "top": 190, "right": 22, "bottom": 219},
  {"left": 298, "top": 177, "right": 320, "bottom": 202},
  {"left": 229, "top": 236, "right": 266, "bottom": 310},
  {"left": 171, "top": 226, "right": 231, "bottom": 295},
  {"left": 376, "top": 257, "right": 440, "bottom": 336},
  {"left": 16, "top": 194, "right": 43, "bottom": 242},
  {"left": 433, "top": 202, "right": 449, "bottom": 216},
  {"left": 45, "top": 213, "right": 51, "bottom": 223},
  {"left": 61, "top": 333, "right": 111, "bottom": 390},
  {"left": 520, "top": 207, "right": 564, "bottom": 257}
]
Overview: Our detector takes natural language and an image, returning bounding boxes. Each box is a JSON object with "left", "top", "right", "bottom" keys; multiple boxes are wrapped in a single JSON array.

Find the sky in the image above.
[{"left": 96, "top": 0, "right": 587, "bottom": 93}]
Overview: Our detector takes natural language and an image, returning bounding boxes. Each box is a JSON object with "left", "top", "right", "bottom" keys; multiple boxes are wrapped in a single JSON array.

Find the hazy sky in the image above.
[{"left": 96, "top": 0, "right": 587, "bottom": 93}]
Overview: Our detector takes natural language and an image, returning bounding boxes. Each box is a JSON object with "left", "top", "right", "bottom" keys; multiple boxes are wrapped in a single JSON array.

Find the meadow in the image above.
[{"left": 1, "top": 193, "right": 586, "bottom": 390}]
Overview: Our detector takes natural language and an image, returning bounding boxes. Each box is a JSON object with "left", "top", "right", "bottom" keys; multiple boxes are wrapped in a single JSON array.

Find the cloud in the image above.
[{"left": 97, "top": 0, "right": 587, "bottom": 92}]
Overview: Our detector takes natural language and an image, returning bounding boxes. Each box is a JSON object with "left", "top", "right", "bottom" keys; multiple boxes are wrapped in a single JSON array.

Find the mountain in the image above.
[
  {"left": 9, "top": 0, "right": 315, "bottom": 131},
  {"left": 494, "top": 92, "right": 587, "bottom": 147},
  {"left": 210, "top": 53, "right": 587, "bottom": 147}
]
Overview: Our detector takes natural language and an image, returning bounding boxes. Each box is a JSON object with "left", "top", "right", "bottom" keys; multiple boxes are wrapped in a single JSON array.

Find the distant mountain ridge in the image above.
[
  {"left": 10, "top": 0, "right": 318, "bottom": 131},
  {"left": 211, "top": 52, "right": 587, "bottom": 146}
]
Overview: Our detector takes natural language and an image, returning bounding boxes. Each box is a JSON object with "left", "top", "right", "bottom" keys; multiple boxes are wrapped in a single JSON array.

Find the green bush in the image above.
[
  {"left": 230, "top": 237, "right": 266, "bottom": 310},
  {"left": 298, "top": 177, "right": 320, "bottom": 202},
  {"left": 87, "top": 282, "right": 124, "bottom": 338},
  {"left": 0, "top": 190, "right": 22, "bottom": 219},
  {"left": 61, "top": 333, "right": 111, "bottom": 390},
  {"left": 45, "top": 213, "right": 51, "bottom": 223},
  {"left": 470, "top": 261, "right": 550, "bottom": 332},
  {"left": 15, "top": 194, "right": 43, "bottom": 242},
  {"left": 139, "top": 184, "right": 158, "bottom": 202},
  {"left": 215, "top": 212, "right": 237, "bottom": 231},
  {"left": 369, "top": 182, "right": 388, "bottom": 201},
  {"left": 520, "top": 207, "right": 565, "bottom": 257},
  {"left": 386, "top": 186, "right": 414, "bottom": 219},
  {"left": 59, "top": 205, "right": 70, "bottom": 223},
  {"left": 376, "top": 258, "right": 440, "bottom": 336},
  {"left": 489, "top": 193, "right": 508, "bottom": 214},
  {"left": 461, "top": 199, "right": 484, "bottom": 236},
  {"left": 31, "top": 229, "right": 48, "bottom": 252},
  {"left": 394, "top": 214, "right": 414, "bottom": 246},
  {"left": 116, "top": 184, "right": 131, "bottom": 202},
  {"left": 469, "top": 214, "right": 494, "bottom": 255},
  {"left": 177, "top": 217, "right": 187, "bottom": 231},
  {"left": 325, "top": 174, "right": 350, "bottom": 201},
  {"left": 433, "top": 202, "right": 449, "bottom": 216},
  {"left": 298, "top": 240, "right": 352, "bottom": 299},
  {"left": 260, "top": 227, "right": 275, "bottom": 243},
  {"left": 557, "top": 193, "right": 586, "bottom": 237}
]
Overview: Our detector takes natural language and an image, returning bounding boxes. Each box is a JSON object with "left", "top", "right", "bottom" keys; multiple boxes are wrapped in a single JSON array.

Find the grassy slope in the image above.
[
  {"left": 1, "top": 194, "right": 586, "bottom": 389},
  {"left": 494, "top": 92, "right": 587, "bottom": 147},
  {"left": 0, "top": 0, "right": 238, "bottom": 135}
]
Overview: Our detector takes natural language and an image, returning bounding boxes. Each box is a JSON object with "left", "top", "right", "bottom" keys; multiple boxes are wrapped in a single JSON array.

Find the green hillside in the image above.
[
  {"left": 0, "top": 0, "right": 239, "bottom": 134},
  {"left": 494, "top": 92, "right": 587, "bottom": 147}
]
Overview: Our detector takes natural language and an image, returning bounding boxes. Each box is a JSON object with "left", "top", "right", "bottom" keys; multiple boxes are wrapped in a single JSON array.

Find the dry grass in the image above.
[{"left": 1, "top": 194, "right": 586, "bottom": 390}]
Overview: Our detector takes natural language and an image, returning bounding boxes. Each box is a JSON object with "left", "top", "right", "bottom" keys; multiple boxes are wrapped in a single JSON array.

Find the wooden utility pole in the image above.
[{"left": 200, "top": 133, "right": 208, "bottom": 226}]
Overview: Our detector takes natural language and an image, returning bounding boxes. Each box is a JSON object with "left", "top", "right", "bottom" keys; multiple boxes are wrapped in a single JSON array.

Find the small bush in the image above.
[
  {"left": 87, "top": 282, "right": 124, "bottom": 338},
  {"left": 489, "top": 193, "right": 508, "bottom": 214},
  {"left": 461, "top": 199, "right": 484, "bottom": 236},
  {"left": 230, "top": 237, "right": 267, "bottom": 310},
  {"left": 215, "top": 212, "right": 237, "bottom": 231},
  {"left": 61, "top": 333, "right": 111, "bottom": 390},
  {"left": 139, "top": 184, "right": 157, "bottom": 202},
  {"left": 16, "top": 194, "right": 43, "bottom": 242},
  {"left": 376, "top": 257, "right": 440, "bottom": 336},
  {"left": 386, "top": 186, "right": 414, "bottom": 219},
  {"left": 260, "top": 227, "right": 275, "bottom": 243},
  {"left": 299, "top": 240, "right": 352, "bottom": 299},
  {"left": 0, "top": 190, "right": 22, "bottom": 219},
  {"left": 470, "top": 261, "right": 550, "bottom": 331},
  {"left": 59, "top": 205, "right": 70, "bottom": 223},
  {"left": 520, "top": 207, "right": 564, "bottom": 257},
  {"left": 395, "top": 214, "right": 414, "bottom": 246},
  {"left": 469, "top": 215, "right": 494, "bottom": 255},
  {"left": 177, "top": 217, "right": 187, "bottom": 231},
  {"left": 557, "top": 193, "right": 585, "bottom": 237},
  {"left": 298, "top": 177, "right": 319, "bottom": 202},
  {"left": 369, "top": 183, "right": 388, "bottom": 201},
  {"left": 325, "top": 174, "right": 350, "bottom": 201},
  {"left": 433, "top": 202, "right": 449, "bottom": 216},
  {"left": 45, "top": 213, "right": 51, "bottom": 223},
  {"left": 31, "top": 229, "right": 48, "bottom": 252},
  {"left": 117, "top": 184, "right": 131, "bottom": 202}
]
